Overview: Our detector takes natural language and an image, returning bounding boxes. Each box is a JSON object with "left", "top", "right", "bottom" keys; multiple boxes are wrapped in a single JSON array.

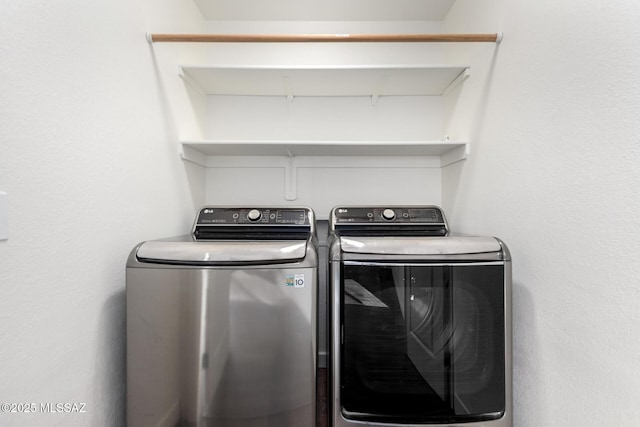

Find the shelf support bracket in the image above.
[
  {"left": 443, "top": 68, "right": 471, "bottom": 96},
  {"left": 440, "top": 142, "right": 470, "bottom": 167},
  {"left": 180, "top": 145, "right": 208, "bottom": 167},
  {"left": 284, "top": 155, "right": 298, "bottom": 201},
  {"left": 178, "top": 66, "right": 205, "bottom": 95},
  {"left": 283, "top": 76, "right": 295, "bottom": 103}
]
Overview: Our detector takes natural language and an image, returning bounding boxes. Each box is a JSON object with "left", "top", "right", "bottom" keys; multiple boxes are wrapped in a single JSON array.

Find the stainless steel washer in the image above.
[
  {"left": 329, "top": 206, "right": 512, "bottom": 427},
  {"left": 127, "top": 206, "right": 318, "bottom": 427}
]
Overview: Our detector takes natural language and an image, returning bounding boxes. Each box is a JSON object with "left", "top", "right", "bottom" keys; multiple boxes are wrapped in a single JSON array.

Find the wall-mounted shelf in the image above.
[
  {"left": 180, "top": 140, "right": 469, "bottom": 167},
  {"left": 181, "top": 140, "right": 468, "bottom": 201},
  {"left": 179, "top": 65, "right": 470, "bottom": 97}
]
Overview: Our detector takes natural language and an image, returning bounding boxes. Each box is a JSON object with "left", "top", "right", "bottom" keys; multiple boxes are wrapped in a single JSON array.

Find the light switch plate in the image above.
[{"left": 0, "top": 192, "right": 8, "bottom": 240}]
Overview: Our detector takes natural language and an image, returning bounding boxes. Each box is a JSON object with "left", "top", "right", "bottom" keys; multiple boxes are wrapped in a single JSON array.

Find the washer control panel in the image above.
[
  {"left": 193, "top": 206, "right": 314, "bottom": 240},
  {"left": 332, "top": 206, "right": 444, "bottom": 224},
  {"left": 195, "top": 207, "right": 310, "bottom": 226}
]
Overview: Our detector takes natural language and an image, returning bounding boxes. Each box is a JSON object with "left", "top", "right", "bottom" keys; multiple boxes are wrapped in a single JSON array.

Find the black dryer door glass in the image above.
[{"left": 341, "top": 263, "right": 505, "bottom": 424}]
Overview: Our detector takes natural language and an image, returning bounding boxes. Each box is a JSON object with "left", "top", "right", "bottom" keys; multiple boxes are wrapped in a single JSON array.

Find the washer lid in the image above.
[
  {"left": 339, "top": 236, "right": 502, "bottom": 256},
  {"left": 136, "top": 240, "right": 308, "bottom": 264}
]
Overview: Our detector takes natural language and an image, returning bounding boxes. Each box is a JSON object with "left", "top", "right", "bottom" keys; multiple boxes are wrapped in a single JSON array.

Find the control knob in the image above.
[
  {"left": 382, "top": 208, "right": 396, "bottom": 221},
  {"left": 247, "top": 209, "right": 262, "bottom": 222}
]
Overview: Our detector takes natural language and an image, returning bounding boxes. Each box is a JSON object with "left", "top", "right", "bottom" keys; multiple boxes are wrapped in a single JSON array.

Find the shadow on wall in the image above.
[
  {"left": 441, "top": 45, "right": 501, "bottom": 221},
  {"left": 147, "top": 43, "right": 205, "bottom": 210},
  {"left": 512, "top": 281, "right": 547, "bottom": 427},
  {"left": 468, "top": 44, "right": 501, "bottom": 151},
  {"left": 93, "top": 290, "right": 126, "bottom": 426},
  {"left": 147, "top": 44, "right": 179, "bottom": 154}
]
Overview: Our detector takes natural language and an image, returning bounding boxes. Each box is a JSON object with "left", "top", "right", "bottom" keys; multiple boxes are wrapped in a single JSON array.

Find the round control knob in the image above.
[
  {"left": 247, "top": 209, "right": 262, "bottom": 222},
  {"left": 382, "top": 208, "right": 396, "bottom": 221}
]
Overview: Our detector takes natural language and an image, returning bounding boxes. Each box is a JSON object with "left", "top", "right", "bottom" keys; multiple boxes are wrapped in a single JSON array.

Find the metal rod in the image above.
[{"left": 146, "top": 32, "right": 503, "bottom": 44}]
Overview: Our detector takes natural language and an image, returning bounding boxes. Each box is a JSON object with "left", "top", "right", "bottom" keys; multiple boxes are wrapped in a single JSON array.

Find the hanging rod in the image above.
[{"left": 146, "top": 32, "right": 503, "bottom": 44}]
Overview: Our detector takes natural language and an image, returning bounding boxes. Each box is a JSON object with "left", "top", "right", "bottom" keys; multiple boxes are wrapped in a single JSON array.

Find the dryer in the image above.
[
  {"left": 328, "top": 206, "right": 512, "bottom": 427},
  {"left": 127, "top": 206, "right": 318, "bottom": 427}
]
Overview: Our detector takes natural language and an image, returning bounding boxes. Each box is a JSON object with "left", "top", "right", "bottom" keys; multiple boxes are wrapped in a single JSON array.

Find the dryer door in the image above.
[{"left": 339, "top": 261, "right": 505, "bottom": 424}]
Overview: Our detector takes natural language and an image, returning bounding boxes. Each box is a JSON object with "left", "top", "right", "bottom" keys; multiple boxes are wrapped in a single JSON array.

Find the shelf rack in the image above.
[
  {"left": 180, "top": 140, "right": 469, "bottom": 167},
  {"left": 181, "top": 140, "right": 469, "bottom": 201},
  {"left": 179, "top": 64, "right": 470, "bottom": 97}
]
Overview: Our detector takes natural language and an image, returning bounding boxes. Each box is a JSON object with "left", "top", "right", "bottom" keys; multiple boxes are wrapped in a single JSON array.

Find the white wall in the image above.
[
  {"left": 202, "top": 93, "right": 445, "bottom": 217},
  {"left": 205, "top": 95, "right": 444, "bottom": 141},
  {"left": 0, "top": 1, "right": 206, "bottom": 426},
  {"left": 205, "top": 156, "right": 443, "bottom": 217},
  {"left": 443, "top": 1, "right": 640, "bottom": 426}
]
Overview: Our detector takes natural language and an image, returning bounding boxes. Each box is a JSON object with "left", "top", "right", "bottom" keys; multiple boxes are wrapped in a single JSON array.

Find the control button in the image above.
[
  {"left": 382, "top": 209, "right": 396, "bottom": 220},
  {"left": 247, "top": 209, "right": 262, "bottom": 222}
]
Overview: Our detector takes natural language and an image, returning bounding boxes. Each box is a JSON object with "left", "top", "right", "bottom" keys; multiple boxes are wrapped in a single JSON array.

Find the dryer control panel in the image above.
[
  {"left": 330, "top": 206, "right": 448, "bottom": 236},
  {"left": 332, "top": 207, "right": 444, "bottom": 224}
]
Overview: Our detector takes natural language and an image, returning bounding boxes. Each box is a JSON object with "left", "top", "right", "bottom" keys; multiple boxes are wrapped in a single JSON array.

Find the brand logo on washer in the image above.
[{"left": 285, "top": 274, "right": 305, "bottom": 288}]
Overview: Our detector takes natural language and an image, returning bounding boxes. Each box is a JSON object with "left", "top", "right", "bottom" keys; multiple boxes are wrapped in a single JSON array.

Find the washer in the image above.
[
  {"left": 127, "top": 206, "right": 318, "bottom": 427},
  {"left": 329, "top": 206, "right": 512, "bottom": 427}
]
